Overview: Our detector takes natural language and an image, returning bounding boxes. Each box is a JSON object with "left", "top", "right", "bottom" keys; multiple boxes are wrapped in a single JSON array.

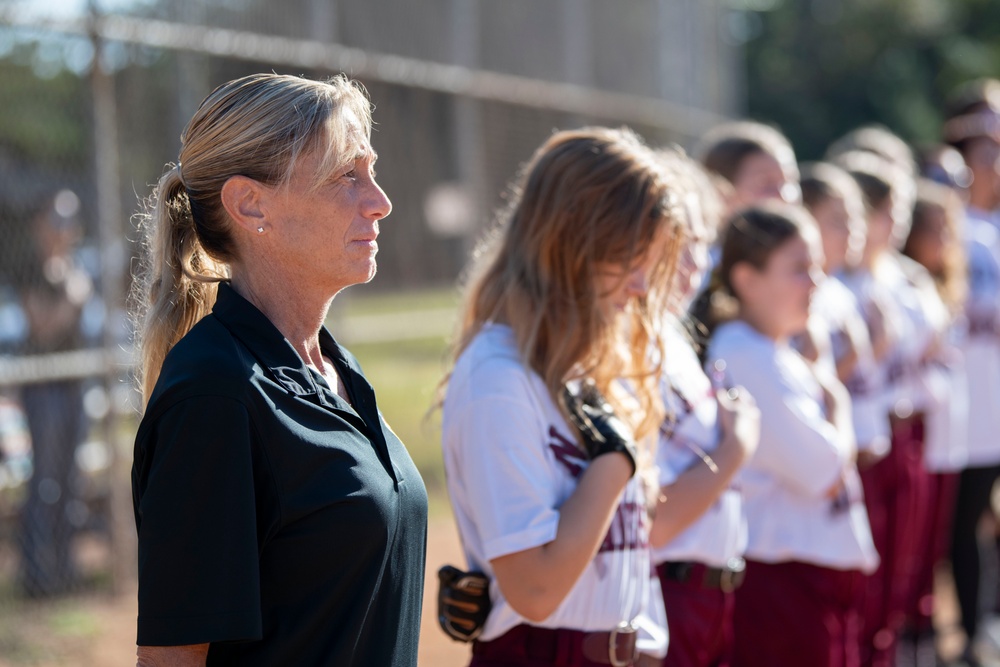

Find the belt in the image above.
[
  {"left": 660, "top": 558, "right": 746, "bottom": 593},
  {"left": 473, "top": 622, "right": 639, "bottom": 666}
]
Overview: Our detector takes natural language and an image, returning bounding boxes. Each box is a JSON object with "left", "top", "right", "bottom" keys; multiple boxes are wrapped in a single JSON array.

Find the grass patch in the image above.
[
  {"left": 336, "top": 287, "right": 460, "bottom": 517},
  {"left": 0, "top": 594, "right": 102, "bottom": 664},
  {"left": 336, "top": 284, "right": 459, "bottom": 317},
  {"left": 348, "top": 335, "right": 452, "bottom": 516},
  {"left": 49, "top": 608, "right": 99, "bottom": 638}
]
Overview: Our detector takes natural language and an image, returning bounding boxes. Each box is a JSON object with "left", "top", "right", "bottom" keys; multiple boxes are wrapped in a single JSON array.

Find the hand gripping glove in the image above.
[
  {"left": 437, "top": 565, "right": 491, "bottom": 642},
  {"left": 562, "top": 380, "right": 638, "bottom": 475}
]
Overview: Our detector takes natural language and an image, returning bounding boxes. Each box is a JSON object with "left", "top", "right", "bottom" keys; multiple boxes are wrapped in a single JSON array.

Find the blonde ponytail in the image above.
[{"left": 132, "top": 164, "right": 227, "bottom": 404}]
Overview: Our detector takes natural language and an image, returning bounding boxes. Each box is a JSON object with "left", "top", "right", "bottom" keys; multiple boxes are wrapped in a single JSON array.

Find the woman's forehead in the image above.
[
  {"left": 295, "top": 113, "right": 373, "bottom": 186},
  {"left": 324, "top": 110, "right": 371, "bottom": 159}
]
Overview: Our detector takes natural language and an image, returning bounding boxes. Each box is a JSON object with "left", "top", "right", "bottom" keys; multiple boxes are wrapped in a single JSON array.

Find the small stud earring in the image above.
[{"left": 257, "top": 226, "right": 264, "bottom": 234}]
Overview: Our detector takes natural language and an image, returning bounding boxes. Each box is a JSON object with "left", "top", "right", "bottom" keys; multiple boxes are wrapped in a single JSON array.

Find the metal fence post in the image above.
[{"left": 88, "top": 3, "right": 133, "bottom": 594}]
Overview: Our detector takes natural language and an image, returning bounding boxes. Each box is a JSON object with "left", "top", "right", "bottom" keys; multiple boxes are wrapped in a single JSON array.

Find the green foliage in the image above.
[
  {"left": 0, "top": 42, "right": 90, "bottom": 165},
  {"left": 742, "top": 0, "right": 1000, "bottom": 159},
  {"left": 350, "top": 336, "right": 452, "bottom": 515}
]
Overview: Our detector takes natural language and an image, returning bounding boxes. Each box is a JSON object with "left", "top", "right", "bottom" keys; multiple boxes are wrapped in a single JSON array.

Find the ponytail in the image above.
[
  {"left": 131, "top": 164, "right": 227, "bottom": 405},
  {"left": 687, "top": 266, "right": 737, "bottom": 362}
]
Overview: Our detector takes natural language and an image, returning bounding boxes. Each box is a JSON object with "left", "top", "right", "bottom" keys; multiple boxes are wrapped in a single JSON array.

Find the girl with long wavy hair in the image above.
[{"left": 440, "top": 127, "right": 683, "bottom": 667}]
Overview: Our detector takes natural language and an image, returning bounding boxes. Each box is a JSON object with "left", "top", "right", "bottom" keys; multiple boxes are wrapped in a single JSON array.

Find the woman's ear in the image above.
[
  {"left": 220, "top": 175, "right": 268, "bottom": 234},
  {"left": 729, "top": 261, "right": 757, "bottom": 303}
]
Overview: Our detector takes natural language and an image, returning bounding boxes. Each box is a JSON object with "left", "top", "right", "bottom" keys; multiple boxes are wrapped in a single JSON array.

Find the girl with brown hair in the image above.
[
  {"left": 696, "top": 203, "right": 877, "bottom": 667},
  {"left": 441, "top": 127, "right": 683, "bottom": 666}
]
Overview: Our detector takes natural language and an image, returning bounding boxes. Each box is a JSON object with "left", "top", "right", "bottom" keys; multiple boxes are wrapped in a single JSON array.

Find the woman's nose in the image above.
[{"left": 365, "top": 178, "right": 392, "bottom": 221}]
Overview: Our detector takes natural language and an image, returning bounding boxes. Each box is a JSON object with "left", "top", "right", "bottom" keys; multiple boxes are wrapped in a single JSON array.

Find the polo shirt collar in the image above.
[
  {"left": 211, "top": 282, "right": 399, "bottom": 483},
  {"left": 211, "top": 282, "right": 336, "bottom": 403}
]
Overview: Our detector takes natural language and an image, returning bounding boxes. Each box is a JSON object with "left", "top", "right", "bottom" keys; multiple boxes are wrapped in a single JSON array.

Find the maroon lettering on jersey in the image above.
[
  {"left": 885, "top": 354, "right": 910, "bottom": 386},
  {"left": 548, "top": 426, "right": 585, "bottom": 478},
  {"left": 598, "top": 499, "right": 649, "bottom": 553},
  {"left": 968, "top": 310, "right": 999, "bottom": 338}
]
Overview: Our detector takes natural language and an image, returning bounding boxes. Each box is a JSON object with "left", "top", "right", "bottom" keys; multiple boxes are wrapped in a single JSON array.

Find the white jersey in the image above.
[
  {"left": 840, "top": 255, "right": 936, "bottom": 421},
  {"left": 804, "top": 274, "right": 890, "bottom": 456},
  {"left": 652, "top": 320, "right": 746, "bottom": 567},
  {"left": 441, "top": 323, "right": 667, "bottom": 655},
  {"left": 905, "top": 268, "right": 969, "bottom": 473},
  {"left": 960, "top": 208, "right": 1000, "bottom": 466},
  {"left": 707, "top": 321, "right": 878, "bottom": 573}
]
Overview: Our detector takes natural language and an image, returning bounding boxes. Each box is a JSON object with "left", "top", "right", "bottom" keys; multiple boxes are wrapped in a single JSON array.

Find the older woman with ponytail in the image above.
[{"left": 130, "top": 73, "right": 427, "bottom": 667}]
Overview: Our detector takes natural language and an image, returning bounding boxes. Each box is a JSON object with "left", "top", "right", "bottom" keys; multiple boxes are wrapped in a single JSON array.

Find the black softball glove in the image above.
[
  {"left": 562, "top": 380, "right": 638, "bottom": 475},
  {"left": 437, "top": 565, "right": 491, "bottom": 642}
]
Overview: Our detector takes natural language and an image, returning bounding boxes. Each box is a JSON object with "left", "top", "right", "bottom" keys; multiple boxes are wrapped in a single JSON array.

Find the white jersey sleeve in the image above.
[
  {"left": 450, "top": 393, "right": 562, "bottom": 561},
  {"left": 711, "top": 322, "right": 849, "bottom": 499},
  {"left": 707, "top": 320, "right": 877, "bottom": 572}
]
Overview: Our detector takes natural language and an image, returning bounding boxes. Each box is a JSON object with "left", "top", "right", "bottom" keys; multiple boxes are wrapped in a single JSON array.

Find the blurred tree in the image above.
[
  {"left": 0, "top": 45, "right": 89, "bottom": 165},
  {"left": 738, "top": 0, "right": 1000, "bottom": 159}
]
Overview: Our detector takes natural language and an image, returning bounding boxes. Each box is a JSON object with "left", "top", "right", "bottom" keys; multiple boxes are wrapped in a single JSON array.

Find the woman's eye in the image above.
[{"left": 343, "top": 169, "right": 357, "bottom": 179}]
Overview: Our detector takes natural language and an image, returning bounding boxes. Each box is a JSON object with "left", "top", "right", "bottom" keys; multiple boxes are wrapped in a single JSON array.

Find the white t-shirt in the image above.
[
  {"left": 840, "top": 255, "right": 935, "bottom": 420},
  {"left": 441, "top": 323, "right": 668, "bottom": 655},
  {"left": 960, "top": 209, "right": 1000, "bottom": 466},
  {"left": 652, "top": 320, "right": 746, "bottom": 567},
  {"left": 707, "top": 320, "right": 878, "bottom": 573},
  {"left": 903, "top": 267, "right": 969, "bottom": 473},
  {"left": 804, "top": 274, "right": 890, "bottom": 456}
]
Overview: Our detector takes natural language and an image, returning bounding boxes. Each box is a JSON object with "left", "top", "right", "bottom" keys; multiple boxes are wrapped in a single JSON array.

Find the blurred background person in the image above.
[
  {"left": 689, "top": 120, "right": 803, "bottom": 355},
  {"left": 943, "top": 78, "right": 1000, "bottom": 667},
  {"left": 798, "top": 161, "right": 890, "bottom": 470},
  {"left": 918, "top": 144, "right": 974, "bottom": 192},
  {"left": 835, "top": 147, "right": 933, "bottom": 667},
  {"left": 694, "top": 121, "right": 801, "bottom": 218},
  {"left": 898, "top": 179, "right": 970, "bottom": 667},
  {"left": 651, "top": 149, "right": 760, "bottom": 667},
  {"left": 15, "top": 188, "right": 99, "bottom": 598},
  {"left": 696, "top": 202, "right": 877, "bottom": 667}
]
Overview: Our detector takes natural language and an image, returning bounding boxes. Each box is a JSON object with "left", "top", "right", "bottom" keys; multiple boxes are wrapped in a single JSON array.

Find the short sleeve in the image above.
[
  {"left": 133, "top": 396, "right": 263, "bottom": 646},
  {"left": 451, "top": 394, "right": 562, "bottom": 562},
  {"left": 711, "top": 348, "right": 846, "bottom": 498}
]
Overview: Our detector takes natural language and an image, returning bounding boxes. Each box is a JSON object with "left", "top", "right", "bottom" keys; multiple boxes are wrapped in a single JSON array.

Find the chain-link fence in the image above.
[{"left": 0, "top": 0, "right": 739, "bottom": 607}]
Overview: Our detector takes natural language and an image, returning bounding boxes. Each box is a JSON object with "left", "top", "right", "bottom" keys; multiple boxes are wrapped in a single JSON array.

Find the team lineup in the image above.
[{"left": 129, "top": 73, "right": 1000, "bottom": 667}]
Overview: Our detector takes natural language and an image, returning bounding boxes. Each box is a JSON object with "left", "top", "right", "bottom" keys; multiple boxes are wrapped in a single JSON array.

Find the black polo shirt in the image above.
[{"left": 132, "top": 282, "right": 428, "bottom": 666}]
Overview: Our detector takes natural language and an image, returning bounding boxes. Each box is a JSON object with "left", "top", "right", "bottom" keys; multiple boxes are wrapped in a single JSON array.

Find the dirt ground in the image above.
[
  {"left": 0, "top": 517, "right": 469, "bottom": 667},
  {"left": 0, "top": 516, "right": 989, "bottom": 667}
]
